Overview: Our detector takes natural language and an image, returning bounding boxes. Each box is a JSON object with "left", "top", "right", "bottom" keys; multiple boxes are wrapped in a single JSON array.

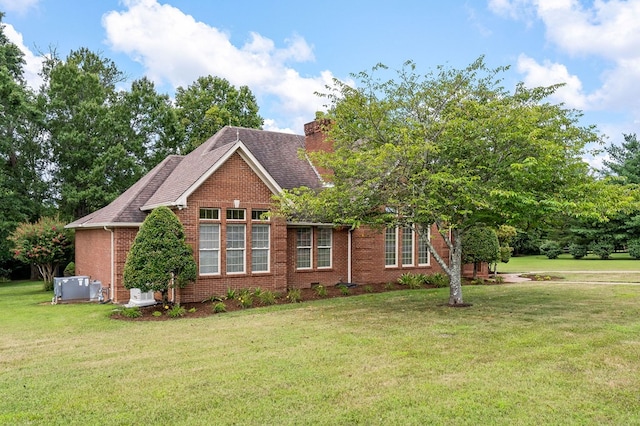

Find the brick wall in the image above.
[
  {"left": 175, "top": 152, "right": 288, "bottom": 302},
  {"left": 74, "top": 228, "right": 111, "bottom": 287},
  {"left": 286, "top": 226, "right": 350, "bottom": 289}
]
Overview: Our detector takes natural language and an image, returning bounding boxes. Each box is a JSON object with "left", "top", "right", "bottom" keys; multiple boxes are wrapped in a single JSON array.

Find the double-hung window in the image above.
[
  {"left": 296, "top": 228, "right": 312, "bottom": 269},
  {"left": 251, "top": 210, "right": 270, "bottom": 273},
  {"left": 402, "top": 227, "right": 414, "bottom": 266},
  {"left": 199, "top": 208, "right": 220, "bottom": 275},
  {"left": 225, "top": 209, "right": 246, "bottom": 274},
  {"left": 317, "top": 228, "right": 332, "bottom": 268},
  {"left": 385, "top": 227, "right": 397, "bottom": 267},
  {"left": 418, "top": 226, "right": 431, "bottom": 266}
]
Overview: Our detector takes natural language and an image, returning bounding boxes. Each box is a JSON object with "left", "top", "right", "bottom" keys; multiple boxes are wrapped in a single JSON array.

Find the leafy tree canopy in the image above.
[
  {"left": 277, "top": 56, "right": 627, "bottom": 305},
  {"left": 603, "top": 133, "right": 640, "bottom": 184},
  {"left": 175, "top": 75, "right": 263, "bottom": 153},
  {"left": 9, "top": 216, "right": 73, "bottom": 289},
  {"left": 123, "top": 207, "right": 196, "bottom": 304}
]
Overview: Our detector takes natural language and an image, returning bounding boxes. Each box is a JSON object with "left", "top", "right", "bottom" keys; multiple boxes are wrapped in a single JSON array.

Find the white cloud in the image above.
[
  {"left": 491, "top": 0, "right": 640, "bottom": 137},
  {"left": 0, "top": 0, "right": 40, "bottom": 14},
  {"left": 102, "top": 0, "right": 335, "bottom": 131},
  {"left": 516, "top": 54, "right": 588, "bottom": 109},
  {"left": 3, "top": 23, "right": 45, "bottom": 90}
]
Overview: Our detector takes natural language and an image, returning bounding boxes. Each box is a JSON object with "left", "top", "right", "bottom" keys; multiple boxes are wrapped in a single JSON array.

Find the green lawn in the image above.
[
  {"left": 498, "top": 253, "right": 640, "bottom": 273},
  {"left": 1, "top": 279, "right": 640, "bottom": 425}
]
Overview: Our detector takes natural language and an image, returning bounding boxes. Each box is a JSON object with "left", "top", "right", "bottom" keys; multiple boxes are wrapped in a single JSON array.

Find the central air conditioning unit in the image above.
[{"left": 125, "top": 288, "right": 157, "bottom": 307}]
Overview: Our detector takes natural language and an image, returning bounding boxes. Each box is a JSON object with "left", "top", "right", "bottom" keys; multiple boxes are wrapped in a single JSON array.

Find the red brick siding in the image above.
[
  {"left": 286, "top": 226, "right": 350, "bottom": 289},
  {"left": 351, "top": 225, "right": 451, "bottom": 284},
  {"left": 74, "top": 229, "right": 111, "bottom": 286},
  {"left": 175, "top": 152, "right": 288, "bottom": 302}
]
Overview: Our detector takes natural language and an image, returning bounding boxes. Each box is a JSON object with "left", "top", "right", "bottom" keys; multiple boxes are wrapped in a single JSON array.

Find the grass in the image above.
[
  {"left": 498, "top": 252, "right": 640, "bottom": 273},
  {"left": 1, "top": 279, "right": 640, "bottom": 424}
]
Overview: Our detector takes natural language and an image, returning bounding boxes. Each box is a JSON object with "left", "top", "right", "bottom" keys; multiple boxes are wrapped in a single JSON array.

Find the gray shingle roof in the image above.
[{"left": 66, "top": 126, "right": 322, "bottom": 228}]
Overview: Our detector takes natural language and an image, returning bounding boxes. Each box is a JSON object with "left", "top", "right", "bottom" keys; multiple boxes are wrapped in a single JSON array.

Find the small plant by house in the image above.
[
  {"left": 425, "top": 272, "right": 449, "bottom": 288},
  {"left": 116, "top": 306, "right": 142, "bottom": 318},
  {"left": 167, "top": 304, "right": 186, "bottom": 318},
  {"left": 212, "top": 302, "right": 226, "bottom": 313},
  {"left": 397, "top": 273, "right": 423, "bottom": 289},
  {"left": 286, "top": 288, "right": 302, "bottom": 303},
  {"left": 237, "top": 289, "right": 254, "bottom": 309},
  {"left": 257, "top": 290, "right": 277, "bottom": 306},
  {"left": 313, "top": 284, "right": 328, "bottom": 297}
]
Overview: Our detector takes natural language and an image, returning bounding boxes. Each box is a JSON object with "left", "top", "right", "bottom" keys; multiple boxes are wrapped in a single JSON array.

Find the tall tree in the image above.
[
  {"left": 41, "top": 50, "right": 183, "bottom": 220},
  {"left": 175, "top": 75, "right": 263, "bottom": 153},
  {"left": 0, "top": 14, "right": 48, "bottom": 267},
  {"left": 41, "top": 48, "right": 126, "bottom": 220},
  {"left": 603, "top": 133, "right": 640, "bottom": 183},
  {"left": 278, "top": 58, "right": 621, "bottom": 305}
]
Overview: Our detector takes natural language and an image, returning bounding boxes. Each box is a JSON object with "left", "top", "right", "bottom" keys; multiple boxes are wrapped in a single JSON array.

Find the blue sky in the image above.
[{"left": 3, "top": 0, "right": 640, "bottom": 168}]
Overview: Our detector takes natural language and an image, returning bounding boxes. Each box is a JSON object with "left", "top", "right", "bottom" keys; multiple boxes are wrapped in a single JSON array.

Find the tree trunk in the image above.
[
  {"left": 421, "top": 224, "right": 465, "bottom": 306},
  {"left": 448, "top": 230, "right": 465, "bottom": 305}
]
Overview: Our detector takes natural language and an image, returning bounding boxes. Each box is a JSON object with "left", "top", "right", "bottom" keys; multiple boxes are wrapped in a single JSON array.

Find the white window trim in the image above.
[
  {"left": 418, "top": 226, "right": 431, "bottom": 266},
  {"left": 251, "top": 224, "right": 270, "bottom": 273},
  {"left": 297, "top": 227, "right": 313, "bottom": 270},
  {"left": 317, "top": 228, "right": 332, "bottom": 269},
  {"left": 199, "top": 223, "right": 220, "bottom": 276},
  {"left": 226, "top": 223, "right": 246, "bottom": 274},
  {"left": 402, "top": 227, "right": 415, "bottom": 267},
  {"left": 385, "top": 227, "right": 398, "bottom": 268}
]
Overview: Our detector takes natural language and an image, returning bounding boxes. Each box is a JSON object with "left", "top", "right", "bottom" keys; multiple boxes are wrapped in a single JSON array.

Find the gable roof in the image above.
[{"left": 67, "top": 126, "right": 322, "bottom": 229}]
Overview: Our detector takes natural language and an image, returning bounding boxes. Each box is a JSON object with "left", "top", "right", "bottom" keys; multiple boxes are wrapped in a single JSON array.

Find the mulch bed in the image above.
[{"left": 111, "top": 277, "right": 506, "bottom": 321}]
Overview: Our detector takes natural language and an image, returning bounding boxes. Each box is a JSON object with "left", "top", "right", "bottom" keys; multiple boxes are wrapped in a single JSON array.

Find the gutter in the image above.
[{"left": 104, "top": 226, "right": 114, "bottom": 303}]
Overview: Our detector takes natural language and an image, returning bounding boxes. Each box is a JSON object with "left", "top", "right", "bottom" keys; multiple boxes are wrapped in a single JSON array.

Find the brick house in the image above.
[{"left": 67, "top": 120, "right": 484, "bottom": 304}]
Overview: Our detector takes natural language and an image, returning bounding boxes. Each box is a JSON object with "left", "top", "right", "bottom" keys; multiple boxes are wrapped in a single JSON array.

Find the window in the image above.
[
  {"left": 226, "top": 209, "right": 245, "bottom": 220},
  {"left": 226, "top": 224, "right": 245, "bottom": 273},
  {"left": 317, "top": 228, "right": 332, "bottom": 268},
  {"left": 199, "top": 224, "right": 220, "bottom": 274},
  {"left": 199, "top": 208, "right": 219, "bottom": 220},
  {"left": 402, "top": 227, "right": 414, "bottom": 266},
  {"left": 385, "top": 227, "right": 397, "bottom": 267},
  {"left": 251, "top": 224, "right": 270, "bottom": 272},
  {"left": 418, "top": 227, "right": 430, "bottom": 266},
  {"left": 251, "top": 209, "right": 269, "bottom": 221},
  {"left": 297, "top": 228, "right": 312, "bottom": 269}
]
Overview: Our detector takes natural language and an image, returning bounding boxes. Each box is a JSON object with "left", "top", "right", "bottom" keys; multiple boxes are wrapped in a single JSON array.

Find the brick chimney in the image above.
[{"left": 303, "top": 119, "right": 334, "bottom": 177}]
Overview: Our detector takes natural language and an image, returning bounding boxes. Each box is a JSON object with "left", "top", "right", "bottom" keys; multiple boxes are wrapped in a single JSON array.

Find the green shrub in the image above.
[
  {"left": 628, "top": 239, "right": 640, "bottom": 259},
  {"left": 258, "top": 290, "right": 277, "bottom": 306},
  {"left": 118, "top": 306, "right": 142, "bottom": 318},
  {"left": 364, "top": 285, "right": 374, "bottom": 293},
  {"left": 568, "top": 243, "right": 588, "bottom": 259},
  {"left": 167, "top": 304, "right": 186, "bottom": 318},
  {"left": 152, "top": 310, "right": 162, "bottom": 317},
  {"left": 494, "top": 275, "right": 505, "bottom": 284},
  {"left": 225, "top": 288, "right": 237, "bottom": 300},
  {"left": 540, "top": 241, "right": 562, "bottom": 259},
  {"left": 499, "top": 246, "right": 512, "bottom": 263},
  {"left": 286, "top": 288, "right": 302, "bottom": 303},
  {"left": 425, "top": 272, "right": 449, "bottom": 288},
  {"left": 313, "top": 284, "right": 328, "bottom": 297},
  {"left": 398, "top": 273, "right": 422, "bottom": 289},
  {"left": 188, "top": 307, "right": 197, "bottom": 313},
  {"left": 63, "top": 262, "right": 75, "bottom": 276},
  {"left": 384, "top": 282, "right": 395, "bottom": 290},
  {"left": 590, "top": 240, "right": 614, "bottom": 260},
  {"left": 339, "top": 286, "right": 350, "bottom": 295},
  {"left": 213, "top": 302, "right": 226, "bottom": 313},
  {"left": 237, "top": 289, "right": 253, "bottom": 309}
]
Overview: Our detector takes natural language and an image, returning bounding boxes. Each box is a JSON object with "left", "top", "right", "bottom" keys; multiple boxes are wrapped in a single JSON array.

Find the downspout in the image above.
[
  {"left": 104, "top": 226, "right": 114, "bottom": 303},
  {"left": 348, "top": 229, "right": 352, "bottom": 283}
]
